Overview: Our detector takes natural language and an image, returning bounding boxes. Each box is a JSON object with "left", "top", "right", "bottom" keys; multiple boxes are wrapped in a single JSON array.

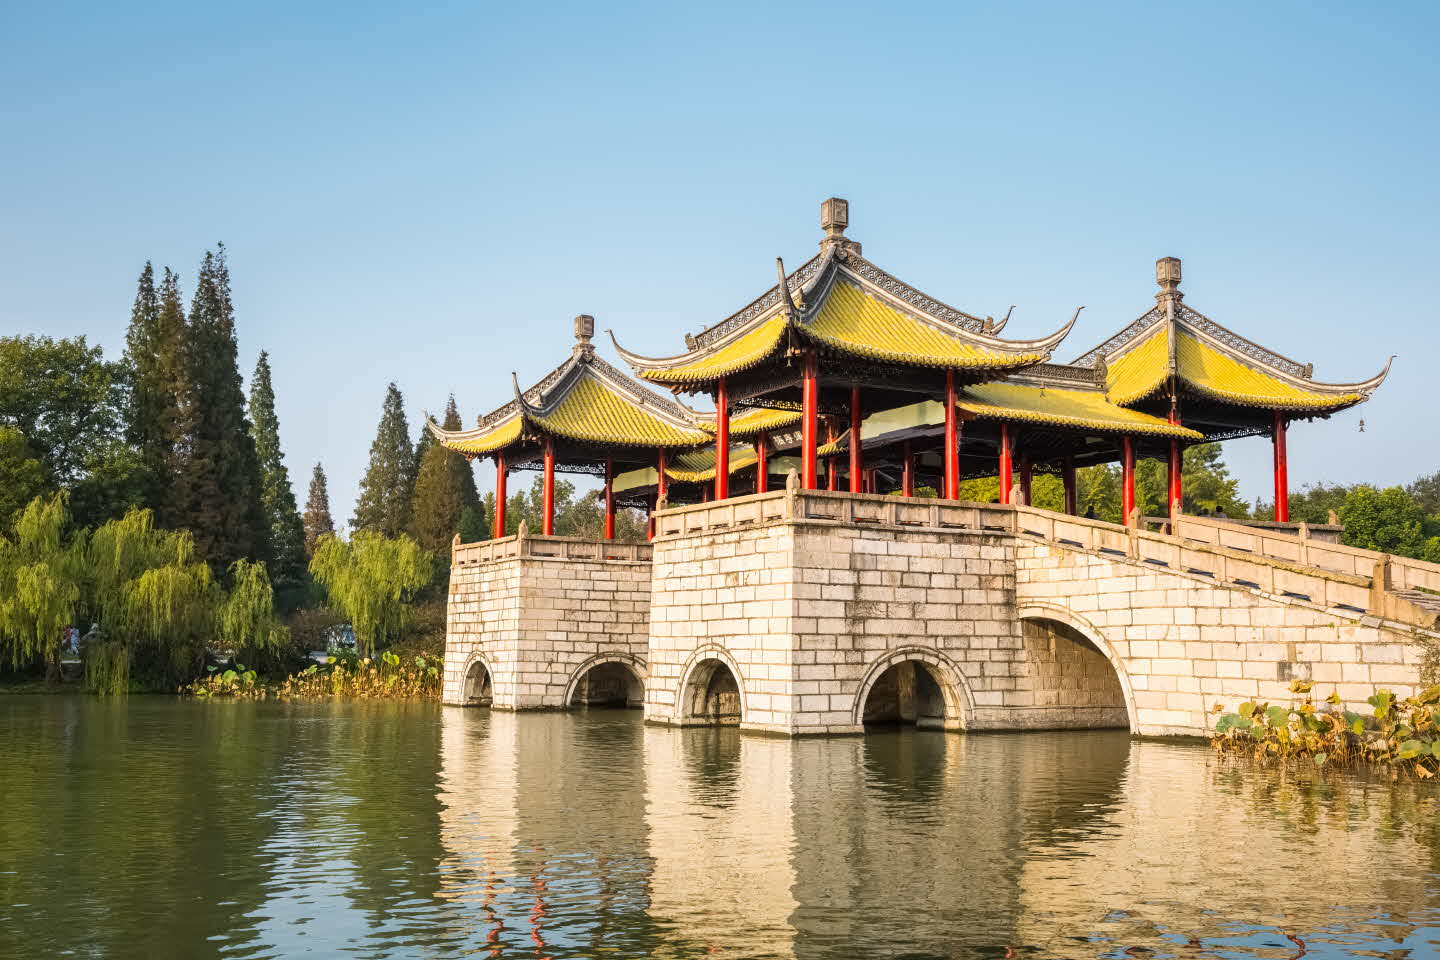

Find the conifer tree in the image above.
[
  {"left": 303, "top": 463, "right": 336, "bottom": 556},
  {"left": 408, "top": 396, "right": 482, "bottom": 553},
  {"left": 352, "top": 383, "right": 414, "bottom": 537},
  {"left": 179, "top": 246, "right": 268, "bottom": 572},
  {"left": 248, "top": 351, "right": 307, "bottom": 593},
  {"left": 131, "top": 267, "right": 193, "bottom": 530}
]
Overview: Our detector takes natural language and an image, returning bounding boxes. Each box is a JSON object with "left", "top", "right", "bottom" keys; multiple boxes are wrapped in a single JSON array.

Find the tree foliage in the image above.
[
  {"left": 351, "top": 383, "right": 415, "bottom": 538},
  {"left": 303, "top": 462, "right": 336, "bottom": 557},
  {"left": 309, "top": 532, "right": 433, "bottom": 656},
  {"left": 248, "top": 351, "right": 307, "bottom": 595},
  {"left": 408, "top": 396, "right": 482, "bottom": 553}
]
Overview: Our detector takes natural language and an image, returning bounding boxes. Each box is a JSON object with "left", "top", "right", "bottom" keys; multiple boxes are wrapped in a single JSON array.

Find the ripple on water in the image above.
[{"left": 1, "top": 698, "right": 1438, "bottom": 959}]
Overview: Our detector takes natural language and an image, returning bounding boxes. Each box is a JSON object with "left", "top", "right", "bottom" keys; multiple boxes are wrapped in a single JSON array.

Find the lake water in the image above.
[{"left": 3, "top": 698, "right": 1439, "bottom": 959}]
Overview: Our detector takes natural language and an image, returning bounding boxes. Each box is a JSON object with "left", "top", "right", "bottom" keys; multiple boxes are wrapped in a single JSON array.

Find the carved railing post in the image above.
[{"left": 1369, "top": 553, "right": 1393, "bottom": 616}]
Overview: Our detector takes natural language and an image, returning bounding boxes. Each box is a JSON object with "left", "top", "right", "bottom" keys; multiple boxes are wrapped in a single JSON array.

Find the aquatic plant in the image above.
[
  {"left": 1212, "top": 680, "right": 1440, "bottom": 777},
  {"left": 182, "top": 651, "right": 441, "bottom": 701}
]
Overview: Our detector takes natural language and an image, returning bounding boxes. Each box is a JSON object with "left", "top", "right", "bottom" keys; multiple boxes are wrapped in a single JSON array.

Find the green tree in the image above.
[
  {"left": 248, "top": 351, "right": 307, "bottom": 596},
  {"left": 303, "top": 462, "right": 336, "bottom": 557},
  {"left": 1254, "top": 481, "right": 1351, "bottom": 525},
  {"left": 309, "top": 532, "right": 433, "bottom": 655},
  {"left": 352, "top": 383, "right": 415, "bottom": 537},
  {"left": 0, "top": 494, "right": 81, "bottom": 680},
  {"left": 148, "top": 268, "right": 193, "bottom": 529},
  {"left": 0, "top": 428, "right": 49, "bottom": 524},
  {"left": 177, "top": 247, "right": 269, "bottom": 573},
  {"left": 407, "top": 396, "right": 482, "bottom": 553},
  {"left": 1338, "top": 485, "right": 1440, "bottom": 561},
  {"left": 0, "top": 335, "right": 144, "bottom": 527}
]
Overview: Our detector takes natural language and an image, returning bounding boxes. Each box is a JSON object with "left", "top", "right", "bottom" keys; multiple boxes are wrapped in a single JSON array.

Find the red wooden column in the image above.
[
  {"left": 1121, "top": 436, "right": 1136, "bottom": 526},
  {"left": 646, "top": 493, "right": 656, "bottom": 541},
  {"left": 943, "top": 370, "right": 960, "bottom": 500},
  {"left": 1168, "top": 440, "right": 1183, "bottom": 518},
  {"left": 901, "top": 440, "right": 915, "bottom": 497},
  {"left": 755, "top": 431, "right": 769, "bottom": 494},
  {"left": 493, "top": 452, "right": 507, "bottom": 539},
  {"left": 801, "top": 351, "right": 819, "bottom": 490},
  {"left": 1273, "top": 412, "right": 1289, "bottom": 522},
  {"left": 826, "top": 420, "right": 838, "bottom": 491},
  {"left": 1018, "top": 455, "right": 1033, "bottom": 506},
  {"left": 650, "top": 449, "right": 668, "bottom": 541},
  {"left": 998, "top": 424, "right": 1013, "bottom": 505},
  {"left": 541, "top": 437, "right": 556, "bottom": 535},
  {"left": 714, "top": 376, "right": 730, "bottom": 501},
  {"left": 849, "top": 386, "right": 863, "bottom": 493},
  {"left": 603, "top": 458, "right": 615, "bottom": 540},
  {"left": 1062, "top": 456, "right": 1077, "bottom": 515}
]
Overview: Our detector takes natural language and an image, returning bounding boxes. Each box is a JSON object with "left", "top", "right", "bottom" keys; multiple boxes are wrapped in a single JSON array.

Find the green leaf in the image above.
[
  {"left": 1266, "top": 705, "right": 1292, "bottom": 728},
  {"left": 1353, "top": 717, "right": 1365, "bottom": 735},
  {"left": 1314, "top": 753, "right": 1327, "bottom": 766},
  {"left": 1238, "top": 701, "right": 1256, "bottom": 718},
  {"left": 1399, "top": 740, "right": 1426, "bottom": 760}
]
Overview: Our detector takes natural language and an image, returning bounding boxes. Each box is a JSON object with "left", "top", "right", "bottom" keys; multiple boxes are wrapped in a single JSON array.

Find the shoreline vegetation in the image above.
[
  {"left": 1212, "top": 680, "right": 1440, "bottom": 778},
  {"left": 181, "top": 649, "right": 441, "bottom": 701}
]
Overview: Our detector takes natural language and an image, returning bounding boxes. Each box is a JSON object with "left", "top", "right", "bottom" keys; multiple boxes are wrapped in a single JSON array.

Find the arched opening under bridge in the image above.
[
  {"left": 860, "top": 659, "right": 952, "bottom": 730},
  {"left": 680, "top": 658, "right": 743, "bottom": 726},
  {"left": 1018, "top": 613, "right": 1131, "bottom": 731},
  {"left": 569, "top": 660, "right": 644, "bottom": 709},
  {"left": 462, "top": 659, "right": 492, "bottom": 706}
]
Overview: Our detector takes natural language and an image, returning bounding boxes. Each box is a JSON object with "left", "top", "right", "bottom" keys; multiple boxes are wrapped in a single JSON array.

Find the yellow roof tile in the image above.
[
  {"left": 638, "top": 317, "right": 789, "bottom": 386},
  {"left": 701, "top": 407, "right": 803, "bottom": 438},
  {"left": 805, "top": 280, "right": 1048, "bottom": 370},
  {"left": 436, "top": 415, "right": 524, "bottom": 457},
  {"left": 665, "top": 444, "right": 759, "bottom": 483},
  {"left": 1174, "top": 333, "right": 1363, "bottom": 411},
  {"left": 529, "top": 375, "right": 710, "bottom": 447},
  {"left": 960, "top": 382, "right": 1203, "bottom": 439},
  {"left": 1105, "top": 326, "right": 1170, "bottom": 406}
]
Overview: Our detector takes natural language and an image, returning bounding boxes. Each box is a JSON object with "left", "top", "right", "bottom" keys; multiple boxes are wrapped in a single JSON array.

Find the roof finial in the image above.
[
  {"left": 820, "top": 197, "right": 855, "bottom": 253},
  {"left": 1155, "top": 257, "right": 1183, "bottom": 304},
  {"left": 573, "top": 314, "right": 596, "bottom": 358}
]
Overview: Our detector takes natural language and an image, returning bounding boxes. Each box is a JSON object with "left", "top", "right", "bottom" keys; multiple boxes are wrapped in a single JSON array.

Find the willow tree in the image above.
[
  {"left": 309, "top": 532, "right": 432, "bottom": 656},
  {"left": 0, "top": 494, "right": 82, "bottom": 680}
]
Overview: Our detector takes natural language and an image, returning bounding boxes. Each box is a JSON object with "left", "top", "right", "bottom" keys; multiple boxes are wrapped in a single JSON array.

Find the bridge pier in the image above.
[{"left": 442, "top": 533, "right": 651, "bottom": 710}]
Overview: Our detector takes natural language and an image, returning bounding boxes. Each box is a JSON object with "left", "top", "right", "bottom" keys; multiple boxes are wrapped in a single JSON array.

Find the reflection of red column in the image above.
[
  {"left": 998, "top": 424, "right": 1013, "bottom": 505},
  {"left": 755, "top": 431, "right": 768, "bottom": 493},
  {"left": 849, "top": 386, "right": 863, "bottom": 493},
  {"left": 542, "top": 437, "right": 555, "bottom": 535},
  {"left": 1062, "top": 456, "right": 1077, "bottom": 516},
  {"left": 944, "top": 370, "right": 959, "bottom": 499},
  {"left": 715, "top": 376, "right": 729, "bottom": 501},
  {"left": 494, "top": 452, "right": 507, "bottom": 539},
  {"left": 1273, "top": 412, "right": 1289, "bottom": 522},
  {"left": 1121, "top": 436, "right": 1136, "bottom": 526},
  {"left": 603, "top": 458, "right": 615, "bottom": 540},
  {"left": 902, "top": 441, "right": 915, "bottom": 497}
]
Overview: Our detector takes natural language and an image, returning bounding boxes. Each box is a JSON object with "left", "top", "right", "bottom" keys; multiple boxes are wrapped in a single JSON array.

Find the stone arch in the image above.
[
  {"left": 564, "top": 652, "right": 647, "bottom": 709},
  {"left": 676, "top": 644, "right": 747, "bottom": 726},
  {"left": 1016, "top": 601, "right": 1137, "bottom": 732},
  {"left": 852, "top": 647, "right": 974, "bottom": 731},
  {"left": 461, "top": 652, "right": 493, "bottom": 706}
]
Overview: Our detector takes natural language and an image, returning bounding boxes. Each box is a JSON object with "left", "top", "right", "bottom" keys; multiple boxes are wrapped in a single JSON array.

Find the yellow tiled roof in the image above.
[
  {"left": 961, "top": 382, "right": 1203, "bottom": 439},
  {"left": 1106, "top": 326, "right": 1364, "bottom": 412},
  {"left": 528, "top": 375, "right": 710, "bottom": 447},
  {"left": 1174, "top": 333, "right": 1363, "bottom": 411},
  {"left": 638, "top": 317, "right": 789, "bottom": 386},
  {"left": 665, "top": 444, "right": 759, "bottom": 483},
  {"left": 1104, "top": 326, "right": 1170, "bottom": 406},
  {"left": 435, "top": 415, "right": 524, "bottom": 457},
  {"left": 805, "top": 280, "right": 1048, "bottom": 370},
  {"left": 701, "top": 407, "right": 803, "bottom": 438}
]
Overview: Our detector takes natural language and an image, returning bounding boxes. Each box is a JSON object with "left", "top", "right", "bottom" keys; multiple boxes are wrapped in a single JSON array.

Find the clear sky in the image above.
[{"left": 4, "top": 1, "right": 1436, "bottom": 523}]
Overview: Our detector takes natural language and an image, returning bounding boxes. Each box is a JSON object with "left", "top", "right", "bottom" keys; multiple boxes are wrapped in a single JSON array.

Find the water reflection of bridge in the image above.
[{"left": 434, "top": 709, "right": 1436, "bottom": 958}]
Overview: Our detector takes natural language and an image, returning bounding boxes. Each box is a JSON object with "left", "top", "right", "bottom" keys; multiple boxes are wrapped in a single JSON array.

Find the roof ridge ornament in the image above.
[
  {"left": 573, "top": 314, "right": 596, "bottom": 360},
  {"left": 983, "top": 306, "right": 1016, "bottom": 336},
  {"left": 776, "top": 257, "right": 801, "bottom": 320},
  {"left": 1155, "top": 257, "right": 1183, "bottom": 305}
]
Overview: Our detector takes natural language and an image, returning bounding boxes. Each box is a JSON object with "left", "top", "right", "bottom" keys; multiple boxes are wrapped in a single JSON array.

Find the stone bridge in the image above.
[{"left": 443, "top": 489, "right": 1440, "bottom": 738}]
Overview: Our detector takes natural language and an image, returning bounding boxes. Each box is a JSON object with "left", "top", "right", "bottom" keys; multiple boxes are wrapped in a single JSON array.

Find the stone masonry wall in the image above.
[
  {"left": 1014, "top": 539, "right": 1428, "bottom": 737},
  {"left": 443, "top": 554, "right": 651, "bottom": 709}
]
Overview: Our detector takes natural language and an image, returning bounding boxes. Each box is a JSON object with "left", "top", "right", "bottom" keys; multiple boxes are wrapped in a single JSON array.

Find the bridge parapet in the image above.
[{"left": 453, "top": 532, "right": 652, "bottom": 566}]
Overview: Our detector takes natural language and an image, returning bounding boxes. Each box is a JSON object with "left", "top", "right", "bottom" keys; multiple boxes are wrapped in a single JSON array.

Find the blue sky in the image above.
[{"left": 3, "top": 1, "right": 1436, "bottom": 522}]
